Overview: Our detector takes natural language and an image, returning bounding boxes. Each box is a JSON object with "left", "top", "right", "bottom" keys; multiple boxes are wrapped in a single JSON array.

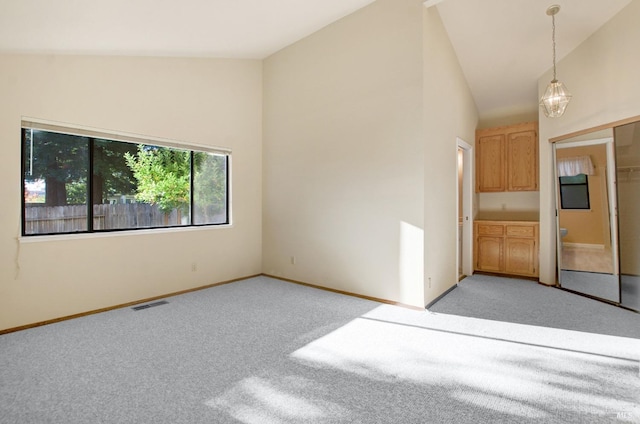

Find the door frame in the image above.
[{"left": 457, "top": 138, "right": 474, "bottom": 277}]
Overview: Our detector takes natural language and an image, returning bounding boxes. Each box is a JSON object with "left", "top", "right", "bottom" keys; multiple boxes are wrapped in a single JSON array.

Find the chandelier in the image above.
[{"left": 539, "top": 5, "right": 572, "bottom": 118}]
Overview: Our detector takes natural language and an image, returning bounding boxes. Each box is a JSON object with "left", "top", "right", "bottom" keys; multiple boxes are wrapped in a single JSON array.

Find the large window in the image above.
[
  {"left": 22, "top": 123, "right": 229, "bottom": 236},
  {"left": 559, "top": 174, "right": 590, "bottom": 210}
]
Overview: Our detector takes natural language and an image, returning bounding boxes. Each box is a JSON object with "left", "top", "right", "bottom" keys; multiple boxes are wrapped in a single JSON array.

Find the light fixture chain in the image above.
[
  {"left": 541, "top": 4, "right": 571, "bottom": 118},
  {"left": 552, "top": 13, "right": 557, "bottom": 81}
]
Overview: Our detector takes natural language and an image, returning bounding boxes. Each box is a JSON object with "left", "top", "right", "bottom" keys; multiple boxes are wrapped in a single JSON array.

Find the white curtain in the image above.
[{"left": 557, "top": 155, "right": 595, "bottom": 177}]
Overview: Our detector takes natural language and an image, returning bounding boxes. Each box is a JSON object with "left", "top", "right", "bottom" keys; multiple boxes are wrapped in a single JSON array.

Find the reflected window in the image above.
[{"left": 559, "top": 174, "right": 590, "bottom": 209}]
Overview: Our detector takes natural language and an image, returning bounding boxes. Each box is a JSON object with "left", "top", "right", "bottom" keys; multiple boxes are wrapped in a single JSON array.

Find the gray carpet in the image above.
[
  {"left": 430, "top": 273, "right": 640, "bottom": 339},
  {"left": 622, "top": 275, "right": 640, "bottom": 312},
  {"left": 560, "top": 270, "right": 619, "bottom": 303},
  {"left": 1, "top": 275, "right": 639, "bottom": 423}
]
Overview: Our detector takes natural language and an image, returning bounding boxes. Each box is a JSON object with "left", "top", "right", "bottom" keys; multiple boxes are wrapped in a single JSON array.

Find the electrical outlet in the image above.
[
  {"left": 290, "top": 256, "right": 296, "bottom": 265},
  {"left": 191, "top": 262, "right": 197, "bottom": 272}
]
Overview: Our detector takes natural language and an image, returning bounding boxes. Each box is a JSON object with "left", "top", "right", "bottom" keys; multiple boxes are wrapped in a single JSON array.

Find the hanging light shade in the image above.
[
  {"left": 540, "top": 79, "right": 572, "bottom": 118},
  {"left": 540, "top": 5, "right": 572, "bottom": 118}
]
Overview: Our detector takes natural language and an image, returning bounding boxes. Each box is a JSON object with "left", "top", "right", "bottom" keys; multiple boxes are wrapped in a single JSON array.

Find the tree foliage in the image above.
[
  {"left": 124, "top": 145, "right": 194, "bottom": 214},
  {"left": 193, "top": 152, "right": 227, "bottom": 215},
  {"left": 24, "top": 130, "right": 138, "bottom": 206},
  {"left": 93, "top": 139, "right": 137, "bottom": 203},
  {"left": 23, "top": 130, "right": 88, "bottom": 206},
  {"left": 25, "top": 128, "right": 228, "bottom": 223},
  {"left": 124, "top": 146, "right": 227, "bottom": 221}
]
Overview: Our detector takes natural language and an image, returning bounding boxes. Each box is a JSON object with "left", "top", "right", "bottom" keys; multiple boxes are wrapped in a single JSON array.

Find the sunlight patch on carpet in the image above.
[
  {"left": 289, "top": 306, "right": 640, "bottom": 421},
  {"left": 206, "top": 375, "right": 349, "bottom": 423}
]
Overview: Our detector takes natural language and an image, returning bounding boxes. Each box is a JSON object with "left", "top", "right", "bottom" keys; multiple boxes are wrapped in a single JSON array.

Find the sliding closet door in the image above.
[
  {"left": 554, "top": 138, "right": 620, "bottom": 303},
  {"left": 615, "top": 122, "right": 640, "bottom": 312}
]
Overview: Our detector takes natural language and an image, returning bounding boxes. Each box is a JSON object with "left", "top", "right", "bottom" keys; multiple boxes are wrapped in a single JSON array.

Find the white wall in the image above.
[
  {"left": 538, "top": 0, "right": 640, "bottom": 284},
  {"left": 0, "top": 55, "right": 263, "bottom": 331},
  {"left": 422, "top": 7, "right": 479, "bottom": 305},
  {"left": 263, "top": 0, "right": 426, "bottom": 307},
  {"left": 1, "top": 1, "right": 479, "bottom": 328},
  {"left": 477, "top": 192, "right": 540, "bottom": 213}
]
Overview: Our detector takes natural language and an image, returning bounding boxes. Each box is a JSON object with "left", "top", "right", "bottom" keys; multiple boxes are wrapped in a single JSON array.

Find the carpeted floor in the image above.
[
  {"left": 0, "top": 275, "right": 638, "bottom": 423},
  {"left": 622, "top": 274, "right": 640, "bottom": 312},
  {"left": 560, "top": 269, "right": 619, "bottom": 303},
  {"left": 430, "top": 273, "right": 640, "bottom": 338}
]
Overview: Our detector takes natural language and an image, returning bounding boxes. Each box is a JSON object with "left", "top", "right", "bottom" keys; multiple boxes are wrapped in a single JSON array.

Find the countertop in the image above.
[{"left": 475, "top": 211, "right": 540, "bottom": 222}]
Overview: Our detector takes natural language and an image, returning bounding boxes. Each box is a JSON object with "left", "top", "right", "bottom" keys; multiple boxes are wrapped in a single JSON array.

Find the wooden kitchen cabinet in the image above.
[
  {"left": 476, "top": 236, "right": 504, "bottom": 273},
  {"left": 474, "top": 220, "right": 539, "bottom": 278},
  {"left": 476, "top": 122, "right": 538, "bottom": 192},
  {"left": 476, "top": 134, "right": 506, "bottom": 192},
  {"left": 505, "top": 238, "right": 537, "bottom": 276}
]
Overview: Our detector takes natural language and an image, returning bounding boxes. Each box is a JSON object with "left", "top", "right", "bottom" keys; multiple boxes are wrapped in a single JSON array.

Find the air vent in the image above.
[{"left": 132, "top": 300, "right": 168, "bottom": 311}]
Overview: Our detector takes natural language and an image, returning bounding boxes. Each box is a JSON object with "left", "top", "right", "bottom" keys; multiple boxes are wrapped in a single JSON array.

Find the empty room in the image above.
[{"left": 1, "top": 0, "right": 639, "bottom": 423}]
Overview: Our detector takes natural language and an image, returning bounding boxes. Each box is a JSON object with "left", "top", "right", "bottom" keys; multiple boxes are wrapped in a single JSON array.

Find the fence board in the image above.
[{"left": 25, "top": 203, "right": 183, "bottom": 234}]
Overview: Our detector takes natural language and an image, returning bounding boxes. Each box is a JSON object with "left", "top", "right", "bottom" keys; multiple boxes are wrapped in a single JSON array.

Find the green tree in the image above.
[
  {"left": 23, "top": 130, "right": 89, "bottom": 206},
  {"left": 125, "top": 145, "right": 196, "bottom": 216},
  {"left": 24, "top": 130, "right": 139, "bottom": 206},
  {"left": 125, "top": 146, "right": 228, "bottom": 224},
  {"left": 93, "top": 139, "right": 137, "bottom": 204},
  {"left": 193, "top": 153, "right": 227, "bottom": 221}
]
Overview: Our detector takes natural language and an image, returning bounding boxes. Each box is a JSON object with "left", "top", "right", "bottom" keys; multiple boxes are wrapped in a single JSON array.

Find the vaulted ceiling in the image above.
[
  {"left": 430, "top": 0, "right": 632, "bottom": 120},
  {"left": 0, "top": 0, "right": 633, "bottom": 120},
  {"left": 0, "top": 0, "right": 375, "bottom": 58}
]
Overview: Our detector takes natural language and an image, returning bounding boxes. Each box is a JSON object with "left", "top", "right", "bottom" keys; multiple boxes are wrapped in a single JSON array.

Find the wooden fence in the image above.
[{"left": 24, "top": 203, "right": 225, "bottom": 234}]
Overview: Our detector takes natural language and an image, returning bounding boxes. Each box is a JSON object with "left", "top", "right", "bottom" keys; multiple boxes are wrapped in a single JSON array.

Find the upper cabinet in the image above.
[{"left": 476, "top": 122, "right": 538, "bottom": 192}]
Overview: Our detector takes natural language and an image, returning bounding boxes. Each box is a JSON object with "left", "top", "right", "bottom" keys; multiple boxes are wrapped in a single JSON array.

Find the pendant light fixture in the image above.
[{"left": 539, "top": 4, "right": 572, "bottom": 118}]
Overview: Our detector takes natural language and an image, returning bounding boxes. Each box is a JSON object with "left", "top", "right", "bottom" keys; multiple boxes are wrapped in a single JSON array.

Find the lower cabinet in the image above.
[
  {"left": 476, "top": 236, "right": 503, "bottom": 273},
  {"left": 474, "top": 220, "right": 539, "bottom": 278}
]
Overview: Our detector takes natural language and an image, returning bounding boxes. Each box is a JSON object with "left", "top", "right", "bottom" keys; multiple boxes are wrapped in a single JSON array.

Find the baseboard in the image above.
[
  {"left": 262, "top": 274, "right": 424, "bottom": 311},
  {"left": 2, "top": 273, "right": 426, "bottom": 335},
  {"left": 0, "top": 274, "right": 262, "bottom": 335},
  {"left": 425, "top": 284, "right": 458, "bottom": 310}
]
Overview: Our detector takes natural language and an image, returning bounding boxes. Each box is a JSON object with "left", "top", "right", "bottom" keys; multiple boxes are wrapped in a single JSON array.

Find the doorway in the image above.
[{"left": 457, "top": 138, "right": 473, "bottom": 280}]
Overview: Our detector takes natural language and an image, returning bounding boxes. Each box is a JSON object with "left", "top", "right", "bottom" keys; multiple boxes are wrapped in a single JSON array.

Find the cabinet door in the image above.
[
  {"left": 505, "top": 238, "right": 537, "bottom": 276},
  {"left": 476, "top": 236, "right": 503, "bottom": 273},
  {"left": 506, "top": 130, "right": 538, "bottom": 191},
  {"left": 476, "top": 135, "right": 505, "bottom": 192}
]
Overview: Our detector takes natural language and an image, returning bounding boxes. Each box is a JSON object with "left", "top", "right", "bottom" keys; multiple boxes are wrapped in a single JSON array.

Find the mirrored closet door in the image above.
[
  {"left": 552, "top": 118, "right": 640, "bottom": 312},
  {"left": 553, "top": 133, "right": 620, "bottom": 303},
  {"left": 615, "top": 121, "right": 640, "bottom": 311}
]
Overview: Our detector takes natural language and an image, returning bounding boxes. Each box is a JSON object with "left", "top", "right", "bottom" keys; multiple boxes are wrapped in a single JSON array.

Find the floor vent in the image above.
[{"left": 132, "top": 300, "right": 168, "bottom": 311}]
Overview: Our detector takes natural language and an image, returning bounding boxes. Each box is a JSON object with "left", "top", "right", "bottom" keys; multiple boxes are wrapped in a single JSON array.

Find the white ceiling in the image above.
[
  {"left": 432, "top": 0, "right": 632, "bottom": 120},
  {"left": 0, "top": 0, "right": 375, "bottom": 58},
  {"left": 0, "top": 0, "right": 633, "bottom": 120}
]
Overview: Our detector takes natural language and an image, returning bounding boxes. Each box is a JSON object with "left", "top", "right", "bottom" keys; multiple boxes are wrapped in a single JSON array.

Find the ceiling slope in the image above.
[
  {"left": 432, "top": 0, "right": 632, "bottom": 120},
  {"left": 0, "top": 0, "right": 374, "bottom": 58}
]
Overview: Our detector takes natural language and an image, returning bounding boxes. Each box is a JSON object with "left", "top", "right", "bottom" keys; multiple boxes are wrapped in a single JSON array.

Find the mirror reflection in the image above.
[
  {"left": 615, "top": 121, "right": 640, "bottom": 311},
  {"left": 554, "top": 132, "right": 619, "bottom": 303},
  {"left": 553, "top": 120, "right": 640, "bottom": 312}
]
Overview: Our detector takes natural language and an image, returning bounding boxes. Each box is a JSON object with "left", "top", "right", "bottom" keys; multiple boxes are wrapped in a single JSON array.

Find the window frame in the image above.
[{"left": 21, "top": 119, "right": 231, "bottom": 237}]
